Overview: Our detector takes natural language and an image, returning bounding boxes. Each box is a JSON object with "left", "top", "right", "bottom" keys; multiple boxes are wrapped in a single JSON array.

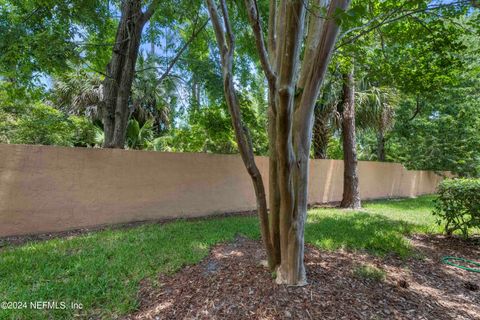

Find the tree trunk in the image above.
[
  {"left": 312, "top": 103, "right": 333, "bottom": 159},
  {"left": 209, "top": 0, "right": 350, "bottom": 285},
  {"left": 101, "top": 0, "right": 155, "bottom": 148},
  {"left": 205, "top": 0, "right": 276, "bottom": 268},
  {"left": 339, "top": 67, "right": 361, "bottom": 209},
  {"left": 377, "top": 130, "right": 386, "bottom": 161}
]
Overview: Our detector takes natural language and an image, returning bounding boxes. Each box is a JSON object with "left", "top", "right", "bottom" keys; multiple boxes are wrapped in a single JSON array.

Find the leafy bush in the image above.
[
  {"left": 126, "top": 118, "right": 154, "bottom": 150},
  {"left": 69, "top": 115, "right": 99, "bottom": 147},
  {"left": 433, "top": 178, "right": 480, "bottom": 238},
  {"left": 2, "top": 101, "right": 99, "bottom": 147},
  {"left": 13, "top": 103, "right": 74, "bottom": 146}
]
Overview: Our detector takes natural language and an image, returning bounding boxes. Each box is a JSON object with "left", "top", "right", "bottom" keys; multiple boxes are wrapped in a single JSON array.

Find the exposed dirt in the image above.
[{"left": 125, "top": 235, "right": 480, "bottom": 320}]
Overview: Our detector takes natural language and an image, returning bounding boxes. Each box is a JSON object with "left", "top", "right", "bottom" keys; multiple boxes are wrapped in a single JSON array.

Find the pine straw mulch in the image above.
[{"left": 125, "top": 235, "right": 480, "bottom": 320}]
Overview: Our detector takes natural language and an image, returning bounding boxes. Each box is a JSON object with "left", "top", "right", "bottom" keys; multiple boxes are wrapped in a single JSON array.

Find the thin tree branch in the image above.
[
  {"left": 141, "top": 0, "right": 160, "bottom": 25},
  {"left": 206, "top": 0, "right": 227, "bottom": 57},
  {"left": 205, "top": 0, "right": 275, "bottom": 269},
  {"left": 267, "top": 0, "right": 277, "bottom": 62},
  {"left": 409, "top": 95, "right": 421, "bottom": 121},
  {"left": 244, "top": 0, "right": 276, "bottom": 85},
  {"left": 156, "top": 19, "right": 209, "bottom": 82},
  {"left": 335, "top": 0, "right": 470, "bottom": 49},
  {"left": 219, "top": 0, "right": 234, "bottom": 52}
]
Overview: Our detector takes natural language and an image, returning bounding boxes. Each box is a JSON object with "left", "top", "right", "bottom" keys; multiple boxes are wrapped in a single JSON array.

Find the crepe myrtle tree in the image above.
[{"left": 205, "top": 0, "right": 350, "bottom": 285}]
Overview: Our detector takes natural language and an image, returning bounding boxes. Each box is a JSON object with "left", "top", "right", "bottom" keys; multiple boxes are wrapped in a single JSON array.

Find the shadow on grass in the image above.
[
  {"left": 0, "top": 216, "right": 260, "bottom": 320},
  {"left": 0, "top": 197, "right": 437, "bottom": 319},
  {"left": 306, "top": 212, "right": 420, "bottom": 258}
]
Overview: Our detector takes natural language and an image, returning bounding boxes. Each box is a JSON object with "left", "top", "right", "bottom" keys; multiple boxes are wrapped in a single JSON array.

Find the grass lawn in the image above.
[{"left": 0, "top": 195, "right": 440, "bottom": 319}]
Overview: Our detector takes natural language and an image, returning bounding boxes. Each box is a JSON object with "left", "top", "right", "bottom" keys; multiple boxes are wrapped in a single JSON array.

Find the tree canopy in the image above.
[{"left": 0, "top": 0, "right": 478, "bottom": 177}]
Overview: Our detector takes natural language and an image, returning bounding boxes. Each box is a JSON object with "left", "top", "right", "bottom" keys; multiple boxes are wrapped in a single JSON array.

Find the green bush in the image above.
[
  {"left": 433, "top": 178, "right": 480, "bottom": 238},
  {"left": 69, "top": 115, "right": 98, "bottom": 147},
  {"left": 1, "top": 100, "right": 100, "bottom": 147},
  {"left": 13, "top": 103, "right": 74, "bottom": 146}
]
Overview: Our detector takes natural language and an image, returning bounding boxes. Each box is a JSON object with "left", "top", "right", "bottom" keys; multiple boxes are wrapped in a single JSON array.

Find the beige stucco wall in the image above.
[{"left": 0, "top": 144, "right": 445, "bottom": 237}]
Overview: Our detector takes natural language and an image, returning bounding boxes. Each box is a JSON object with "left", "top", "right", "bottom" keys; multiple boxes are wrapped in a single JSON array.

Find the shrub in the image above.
[
  {"left": 433, "top": 178, "right": 480, "bottom": 238},
  {"left": 69, "top": 115, "right": 98, "bottom": 147},
  {"left": 13, "top": 103, "right": 74, "bottom": 146},
  {"left": 5, "top": 102, "right": 100, "bottom": 147}
]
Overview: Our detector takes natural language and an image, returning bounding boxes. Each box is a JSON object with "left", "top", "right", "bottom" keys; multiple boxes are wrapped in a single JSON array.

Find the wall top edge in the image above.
[{"left": 0, "top": 143, "right": 451, "bottom": 176}]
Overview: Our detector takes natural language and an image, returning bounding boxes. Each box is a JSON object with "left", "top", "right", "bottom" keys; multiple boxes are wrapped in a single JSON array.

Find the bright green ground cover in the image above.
[{"left": 0, "top": 196, "right": 439, "bottom": 319}]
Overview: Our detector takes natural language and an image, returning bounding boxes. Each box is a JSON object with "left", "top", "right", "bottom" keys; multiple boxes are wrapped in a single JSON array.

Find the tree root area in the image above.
[{"left": 125, "top": 235, "right": 479, "bottom": 320}]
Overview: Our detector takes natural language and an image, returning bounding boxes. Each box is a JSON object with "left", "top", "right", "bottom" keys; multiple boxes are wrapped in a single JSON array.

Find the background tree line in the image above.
[{"left": 1, "top": 0, "right": 478, "bottom": 176}]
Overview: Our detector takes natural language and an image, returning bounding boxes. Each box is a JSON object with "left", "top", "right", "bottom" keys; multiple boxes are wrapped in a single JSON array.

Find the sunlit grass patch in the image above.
[
  {"left": 0, "top": 196, "right": 437, "bottom": 319},
  {"left": 352, "top": 264, "right": 386, "bottom": 281}
]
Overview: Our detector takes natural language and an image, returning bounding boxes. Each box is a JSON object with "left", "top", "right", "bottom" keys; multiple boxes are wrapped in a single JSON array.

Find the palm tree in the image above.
[
  {"left": 49, "top": 55, "right": 179, "bottom": 149},
  {"left": 312, "top": 77, "right": 342, "bottom": 159},
  {"left": 355, "top": 85, "right": 398, "bottom": 161},
  {"left": 131, "top": 54, "right": 178, "bottom": 134},
  {"left": 50, "top": 69, "right": 103, "bottom": 122}
]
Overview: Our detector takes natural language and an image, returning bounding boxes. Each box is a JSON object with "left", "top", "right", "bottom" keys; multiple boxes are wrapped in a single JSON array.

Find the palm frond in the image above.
[{"left": 355, "top": 86, "right": 399, "bottom": 132}]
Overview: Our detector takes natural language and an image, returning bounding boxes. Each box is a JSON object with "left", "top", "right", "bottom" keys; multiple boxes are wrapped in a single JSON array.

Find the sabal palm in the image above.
[
  {"left": 50, "top": 69, "right": 103, "bottom": 121},
  {"left": 355, "top": 85, "right": 399, "bottom": 161},
  {"left": 132, "top": 54, "right": 179, "bottom": 133},
  {"left": 355, "top": 85, "right": 398, "bottom": 133}
]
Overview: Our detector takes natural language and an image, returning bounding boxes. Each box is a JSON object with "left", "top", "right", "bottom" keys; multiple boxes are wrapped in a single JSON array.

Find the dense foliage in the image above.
[
  {"left": 0, "top": 0, "right": 478, "bottom": 175},
  {"left": 433, "top": 178, "right": 480, "bottom": 238}
]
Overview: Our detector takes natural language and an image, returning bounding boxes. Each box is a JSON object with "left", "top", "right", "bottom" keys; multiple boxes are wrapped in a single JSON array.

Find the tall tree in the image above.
[
  {"left": 101, "top": 0, "right": 159, "bottom": 148},
  {"left": 206, "top": 0, "right": 350, "bottom": 285},
  {"left": 0, "top": 0, "right": 112, "bottom": 84},
  {"left": 338, "top": 64, "right": 361, "bottom": 208},
  {"left": 312, "top": 103, "right": 335, "bottom": 159}
]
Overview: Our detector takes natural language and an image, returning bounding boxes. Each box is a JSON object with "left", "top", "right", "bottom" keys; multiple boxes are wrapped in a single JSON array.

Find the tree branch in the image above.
[
  {"left": 297, "top": 0, "right": 327, "bottom": 90},
  {"left": 205, "top": 0, "right": 275, "bottom": 269},
  {"left": 244, "top": 0, "right": 276, "bottom": 85},
  {"left": 156, "top": 19, "right": 209, "bottom": 82},
  {"left": 409, "top": 95, "right": 421, "bottom": 121},
  {"left": 267, "top": 0, "right": 277, "bottom": 63},
  {"left": 335, "top": 0, "right": 470, "bottom": 50},
  {"left": 294, "top": 0, "right": 350, "bottom": 141},
  {"left": 206, "top": 0, "right": 227, "bottom": 58},
  {"left": 219, "top": 0, "right": 234, "bottom": 53},
  {"left": 141, "top": 0, "right": 160, "bottom": 25}
]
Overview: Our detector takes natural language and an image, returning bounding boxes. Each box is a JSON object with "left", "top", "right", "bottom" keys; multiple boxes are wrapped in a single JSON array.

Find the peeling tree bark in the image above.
[
  {"left": 339, "top": 66, "right": 361, "bottom": 209},
  {"left": 205, "top": 0, "right": 276, "bottom": 268},
  {"left": 208, "top": 0, "right": 350, "bottom": 285}
]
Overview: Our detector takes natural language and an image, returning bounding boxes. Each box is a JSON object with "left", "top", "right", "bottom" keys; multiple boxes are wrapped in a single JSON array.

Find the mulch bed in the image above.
[{"left": 125, "top": 235, "right": 480, "bottom": 320}]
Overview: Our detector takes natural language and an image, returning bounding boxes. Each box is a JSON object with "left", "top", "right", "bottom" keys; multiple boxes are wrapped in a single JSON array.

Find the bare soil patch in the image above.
[{"left": 126, "top": 235, "right": 479, "bottom": 320}]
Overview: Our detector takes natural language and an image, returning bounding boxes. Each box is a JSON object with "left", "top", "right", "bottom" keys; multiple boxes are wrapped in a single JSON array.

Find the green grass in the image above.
[
  {"left": 0, "top": 195, "right": 438, "bottom": 319},
  {"left": 306, "top": 195, "right": 440, "bottom": 258},
  {"left": 352, "top": 264, "right": 386, "bottom": 281}
]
